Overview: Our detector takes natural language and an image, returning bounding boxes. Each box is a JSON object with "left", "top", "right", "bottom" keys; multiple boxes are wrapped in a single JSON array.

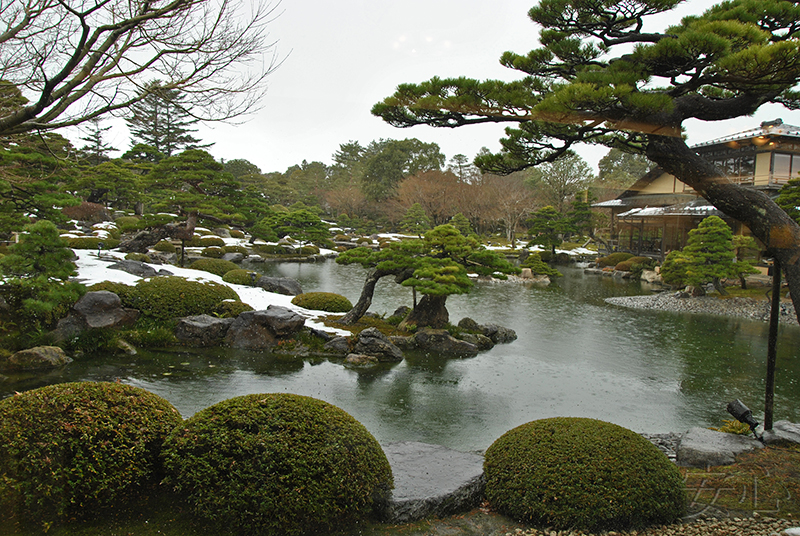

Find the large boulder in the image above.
[
  {"left": 73, "top": 291, "right": 139, "bottom": 329},
  {"left": 255, "top": 276, "right": 303, "bottom": 296},
  {"left": 0, "top": 346, "right": 72, "bottom": 371},
  {"left": 676, "top": 427, "right": 763, "bottom": 467},
  {"left": 353, "top": 327, "right": 404, "bottom": 362},
  {"left": 174, "top": 315, "right": 235, "bottom": 347},
  {"left": 763, "top": 420, "right": 800, "bottom": 446},
  {"left": 224, "top": 306, "right": 305, "bottom": 349},
  {"left": 457, "top": 317, "right": 517, "bottom": 344},
  {"left": 323, "top": 336, "right": 351, "bottom": 355},
  {"left": 107, "top": 259, "right": 172, "bottom": 278},
  {"left": 413, "top": 329, "right": 478, "bottom": 357},
  {"left": 221, "top": 252, "right": 245, "bottom": 263}
]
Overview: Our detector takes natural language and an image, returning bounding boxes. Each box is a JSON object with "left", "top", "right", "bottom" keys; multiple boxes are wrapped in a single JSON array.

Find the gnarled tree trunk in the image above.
[
  {"left": 339, "top": 268, "right": 390, "bottom": 325},
  {"left": 402, "top": 294, "right": 449, "bottom": 329}
]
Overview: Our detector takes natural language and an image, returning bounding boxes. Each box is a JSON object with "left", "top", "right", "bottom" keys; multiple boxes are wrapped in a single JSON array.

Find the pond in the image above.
[{"left": 3, "top": 261, "right": 799, "bottom": 452}]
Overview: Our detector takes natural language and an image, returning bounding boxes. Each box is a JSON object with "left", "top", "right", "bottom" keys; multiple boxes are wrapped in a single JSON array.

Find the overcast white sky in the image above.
[{"left": 99, "top": 0, "right": 800, "bottom": 174}]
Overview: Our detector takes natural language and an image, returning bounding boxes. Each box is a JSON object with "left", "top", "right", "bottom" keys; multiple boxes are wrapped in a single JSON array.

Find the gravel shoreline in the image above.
[{"left": 605, "top": 293, "right": 798, "bottom": 326}]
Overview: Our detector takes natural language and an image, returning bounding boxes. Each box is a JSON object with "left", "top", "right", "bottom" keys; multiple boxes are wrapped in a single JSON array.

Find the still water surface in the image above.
[{"left": 3, "top": 262, "right": 799, "bottom": 451}]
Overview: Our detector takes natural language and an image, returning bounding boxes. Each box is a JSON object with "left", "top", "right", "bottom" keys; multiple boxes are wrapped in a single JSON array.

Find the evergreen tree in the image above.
[
  {"left": 682, "top": 216, "right": 738, "bottom": 295},
  {"left": 77, "top": 118, "right": 117, "bottom": 166},
  {"left": 400, "top": 203, "right": 431, "bottom": 237},
  {"left": 527, "top": 206, "right": 573, "bottom": 254},
  {"left": 449, "top": 213, "right": 472, "bottom": 236},
  {"left": 520, "top": 251, "right": 561, "bottom": 277},
  {"left": 0, "top": 220, "right": 85, "bottom": 332},
  {"left": 126, "top": 82, "right": 208, "bottom": 157},
  {"left": 777, "top": 178, "right": 800, "bottom": 226}
]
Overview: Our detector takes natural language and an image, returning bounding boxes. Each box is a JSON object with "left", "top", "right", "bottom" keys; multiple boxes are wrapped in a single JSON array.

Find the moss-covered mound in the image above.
[
  {"left": 128, "top": 276, "right": 239, "bottom": 320},
  {"left": 597, "top": 252, "right": 634, "bottom": 268},
  {"left": 0, "top": 382, "right": 182, "bottom": 523},
  {"left": 189, "top": 257, "right": 239, "bottom": 277},
  {"left": 222, "top": 268, "right": 259, "bottom": 285},
  {"left": 484, "top": 417, "right": 685, "bottom": 532},
  {"left": 161, "top": 393, "right": 392, "bottom": 536},
  {"left": 291, "top": 291, "right": 353, "bottom": 313}
]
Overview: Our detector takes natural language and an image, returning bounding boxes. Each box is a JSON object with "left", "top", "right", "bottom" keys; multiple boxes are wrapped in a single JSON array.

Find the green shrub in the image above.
[
  {"left": 334, "top": 233, "right": 350, "bottom": 241},
  {"left": 0, "top": 382, "right": 182, "bottom": 523},
  {"left": 189, "top": 258, "right": 239, "bottom": 277},
  {"left": 128, "top": 276, "right": 239, "bottom": 320},
  {"left": 229, "top": 229, "right": 246, "bottom": 239},
  {"left": 299, "top": 245, "right": 320, "bottom": 255},
  {"left": 201, "top": 246, "right": 225, "bottom": 258},
  {"left": 153, "top": 240, "right": 177, "bottom": 253},
  {"left": 65, "top": 236, "right": 121, "bottom": 249},
  {"left": 161, "top": 393, "right": 392, "bottom": 536},
  {"left": 199, "top": 235, "right": 225, "bottom": 247},
  {"left": 520, "top": 251, "right": 562, "bottom": 277},
  {"left": 615, "top": 255, "right": 652, "bottom": 271},
  {"left": 484, "top": 417, "right": 685, "bottom": 532},
  {"left": 597, "top": 252, "right": 634, "bottom": 267},
  {"left": 222, "top": 269, "right": 259, "bottom": 285},
  {"left": 661, "top": 250, "right": 690, "bottom": 287},
  {"left": 223, "top": 244, "right": 249, "bottom": 255},
  {"left": 212, "top": 300, "right": 254, "bottom": 318},
  {"left": 114, "top": 215, "right": 141, "bottom": 232},
  {"left": 87, "top": 281, "right": 135, "bottom": 304},
  {"left": 125, "top": 252, "right": 152, "bottom": 263},
  {"left": 291, "top": 292, "right": 353, "bottom": 313},
  {"left": 256, "top": 244, "right": 292, "bottom": 255}
]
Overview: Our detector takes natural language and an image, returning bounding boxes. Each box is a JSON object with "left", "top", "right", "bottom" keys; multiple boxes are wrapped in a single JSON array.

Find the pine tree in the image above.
[
  {"left": 682, "top": 216, "right": 737, "bottom": 295},
  {"left": 126, "top": 82, "right": 208, "bottom": 157},
  {"left": 78, "top": 118, "right": 117, "bottom": 166},
  {"left": 400, "top": 203, "right": 431, "bottom": 237},
  {"left": 449, "top": 213, "right": 472, "bottom": 236}
]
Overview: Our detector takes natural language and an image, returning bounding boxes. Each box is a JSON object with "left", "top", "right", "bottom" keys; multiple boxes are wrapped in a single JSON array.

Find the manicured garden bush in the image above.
[
  {"left": 212, "top": 300, "right": 254, "bottom": 318},
  {"left": 299, "top": 244, "right": 320, "bottom": 255},
  {"left": 520, "top": 251, "right": 562, "bottom": 277},
  {"left": 256, "top": 243, "right": 292, "bottom": 255},
  {"left": 64, "top": 236, "right": 121, "bottom": 249},
  {"left": 229, "top": 229, "right": 246, "bottom": 239},
  {"left": 615, "top": 255, "right": 654, "bottom": 272},
  {"left": 87, "top": 281, "right": 135, "bottom": 303},
  {"left": 291, "top": 292, "right": 353, "bottom": 313},
  {"left": 597, "top": 252, "right": 634, "bottom": 267},
  {"left": 222, "top": 268, "right": 259, "bottom": 285},
  {"left": 114, "top": 215, "right": 141, "bottom": 232},
  {"left": 189, "top": 258, "right": 239, "bottom": 277},
  {"left": 201, "top": 245, "right": 225, "bottom": 258},
  {"left": 127, "top": 276, "right": 239, "bottom": 320},
  {"left": 153, "top": 239, "right": 177, "bottom": 253},
  {"left": 199, "top": 235, "right": 225, "bottom": 247},
  {"left": 0, "top": 382, "right": 182, "bottom": 523},
  {"left": 484, "top": 417, "right": 685, "bottom": 532},
  {"left": 125, "top": 252, "right": 152, "bottom": 263},
  {"left": 161, "top": 393, "right": 393, "bottom": 536},
  {"left": 223, "top": 244, "right": 249, "bottom": 255}
]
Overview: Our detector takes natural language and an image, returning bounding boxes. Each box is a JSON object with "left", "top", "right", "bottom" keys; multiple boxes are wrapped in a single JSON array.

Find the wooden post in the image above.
[{"left": 765, "top": 257, "right": 781, "bottom": 431}]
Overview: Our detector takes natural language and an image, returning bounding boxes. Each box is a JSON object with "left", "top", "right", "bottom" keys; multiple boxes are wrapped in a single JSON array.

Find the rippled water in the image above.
[{"left": 3, "top": 261, "right": 799, "bottom": 451}]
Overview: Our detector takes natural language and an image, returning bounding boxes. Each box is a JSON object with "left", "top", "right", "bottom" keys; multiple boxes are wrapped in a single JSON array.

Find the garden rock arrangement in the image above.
[
  {"left": 676, "top": 427, "right": 764, "bottom": 468},
  {"left": 606, "top": 293, "right": 798, "bottom": 325},
  {"left": 0, "top": 345, "right": 73, "bottom": 371}
]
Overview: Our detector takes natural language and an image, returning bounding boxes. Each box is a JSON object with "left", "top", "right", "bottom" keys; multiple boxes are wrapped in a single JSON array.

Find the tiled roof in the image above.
[{"left": 693, "top": 119, "right": 800, "bottom": 148}]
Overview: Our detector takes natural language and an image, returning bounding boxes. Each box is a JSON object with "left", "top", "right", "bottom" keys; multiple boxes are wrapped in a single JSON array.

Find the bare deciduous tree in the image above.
[{"left": 0, "top": 0, "right": 280, "bottom": 136}]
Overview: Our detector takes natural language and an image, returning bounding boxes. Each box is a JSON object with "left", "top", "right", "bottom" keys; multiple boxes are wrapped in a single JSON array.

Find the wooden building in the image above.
[{"left": 594, "top": 119, "right": 800, "bottom": 258}]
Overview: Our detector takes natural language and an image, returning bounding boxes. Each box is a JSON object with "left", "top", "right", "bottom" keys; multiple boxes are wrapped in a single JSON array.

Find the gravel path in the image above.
[
  {"left": 605, "top": 293, "right": 798, "bottom": 326},
  {"left": 507, "top": 516, "right": 796, "bottom": 536}
]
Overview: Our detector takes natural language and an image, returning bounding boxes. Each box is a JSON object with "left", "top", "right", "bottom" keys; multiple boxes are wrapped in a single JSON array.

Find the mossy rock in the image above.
[
  {"left": 189, "top": 258, "right": 239, "bottom": 277},
  {"left": 484, "top": 417, "right": 685, "bottom": 532},
  {"left": 161, "top": 393, "right": 393, "bottom": 536},
  {"left": 125, "top": 252, "right": 151, "bottom": 263},
  {"left": 597, "top": 252, "right": 634, "bottom": 267},
  {"left": 223, "top": 244, "right": 249, "bottom": 255},
  {"left": 87, "top": 281, "right": 135, "bottom": 303},
  {"left": 153, "top": 239, "right": 177, "bottom": 253},
  {"left": 127, "top": 276, "right": 239, "bottom": 321},
  {"left": 201, "top": 246, "right": 225, "bottom": 258},
  {"left": 222, "top": 268, "right": 259, "bottom": 285},
  {"left": 291, "top": 292, "right": 353, "bottom": 313},
  {"left": 0, "top": 382, "right": 182, "bottom": 523},
  {"left": 299, "top": 245, "right": 320, "bottom": 255},
  {"left": 199, "top": 236, "right": 225, "bottom": 247},
  {"left": 229, "top": 229, "right": 246, "bottom": 239},
  {"left": 212, "top": 300, "right": 254, "bottom": 318}
]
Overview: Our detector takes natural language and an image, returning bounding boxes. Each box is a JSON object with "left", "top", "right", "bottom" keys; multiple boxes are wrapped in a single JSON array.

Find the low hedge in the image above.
[
  {"left": 615, "top": 255, "right": 654, "bottom": 272},
  {"left": 596, "top": 252, "right": 633, "bottom": 267},
  {"left": 484, "top": 417, "right": 685, "bottom": 532},
  {"left": 0, "top": 382, "right": 182, "bottom": 523},
  {"left": 64, "top": 236, "right": 121, "bottom": 249},
  {"left": 127, "top": 276, "right": 239, "bottom": 321},
  {"left": 161, "top": 393, "right": 393, "bottom": 536},
  {"left": 291, "top": 292, "right": 353, "bottom": 313},
  {"left": 189, "top": 258, "right": 239, "bottom": 277}
]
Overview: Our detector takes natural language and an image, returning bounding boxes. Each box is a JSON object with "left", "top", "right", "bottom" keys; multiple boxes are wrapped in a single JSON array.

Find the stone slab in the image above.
[
  {"left": 382, "top": 441, "right": 485, "bottom": 524},
  {"left": 763, "top": 420, "right": 800, "bottom": 446},
  {"left": 676, "top": 426, "right": 763, "bottom": 468}
]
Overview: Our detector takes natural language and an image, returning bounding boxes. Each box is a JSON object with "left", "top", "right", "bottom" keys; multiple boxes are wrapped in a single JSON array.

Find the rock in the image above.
[
  {"left": 255, "top": 276, "right": 303, "bottom": 296},
  {"left": 763, "top": 420, "right": 800, "bottom": 446},
  {"left": 175, "top": 315, "right": 235, "bottom": 347},
  {"left": 1, "top": 346, "right": 72, "bottom": 371},
  {"left": 520, "top": 267, "right": 534, "bottom": 279},
  {"left": 211, "top": 227, "right": 231, "bottom": 238},
  {"left": 458, "top": 333, "right": 494, "bottom": 351},
  {"left": 641, "top": 269, "right": 662, "bottom": 284},
  {"left": 354, "top": 327, "right": 404, "bottom": 362},
  {"left": 224, "top": 306, "right": 305, "bottom": 349},
  {"left": 676, "top": 427, "right": 763, "bottom": 467},
  {"left": 323, "top": 336, "right": 351, "bottom": 355},
  {"left": 221, "top": 252, "right": 245, "bottom": 263},
  {"left": 73, "top": 291, "right": 139, "bottom": 329},
  {"left": 389, "top": 335, "right": 416, "bottom": 350},
  {"left": 414, "top": 329, "right": 479, "bottom": 357},
  {"left": 457, "top": 317, "right": 481, "bottom": 332},
  {"left": 381, "top": 441, "right": 485, "bottom": 524},
  {"left": 116, "top": 339, "right": 137, "bottom": 355},
  {"left": 480, "top": 323, "right": 517, "bottom": 344},
  {"left": 344, "top": 353, "right": 379, "bottom": 366},
  {"left": 392, "top": 305, "right": 411, "bottom": 319},
  {"left": 107, "top": 259, "right": 166, "bottom": 278}
]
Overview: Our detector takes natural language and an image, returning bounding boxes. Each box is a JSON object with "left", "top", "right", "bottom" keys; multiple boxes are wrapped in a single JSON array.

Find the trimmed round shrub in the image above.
[
  {"left": 229, "top": 229, "right": 246, "bottom": 239},
  {"left": 484, "top": 417, "right": 685, "bottom": 532},
  {"left": 199, "top": 235, "right": 225, "bottom": 247},
  {"left": 212, "top": 300, "right": 254, "bottom": 318},
  {"left": 128, "top": 276, "right": 239, "bottom": 320},
  {"left": 201, "top": 245, "right": 225, "bottom": 258},
  {"left": 0, "top": 382, "right": 182, "bottom": 522},
  {"left": 114, "top": 215, "right": 140, "bottom": 232},
  {"left": 597, "top": 252, "right": 633, "bottom": 267},
  {"left": 87, "top": 281, "right": 135, "bottom": 303},
  {"left": 223, "top": 244, "right": 249, "bottom": 255},
  {"left": 189, "top": 257, "right": 239, "bottom": 277},
  {"left": 153, "top": 239, "right": 177, "bottom": 253},
  {"left": 291, "top": 292, "right": 353, "bottom": 313},
  {"left": 125, "top": 252, "right": 152, "bottom": 263},
  {"left": 161, "top": 393, "right": 393, "bottom": 536},
  {"left": 299, "top": 245, "right": 320, "bottom": 255},
  {"left": 222, "top": 268, "right": 259, "bottom": 285},
  {"left": 257, "top": 243, "right": 292, "bottom": 255},
  {"left": 615, "top": 255, "right": 653, "bottom": 272},
  {"left": 65, "top": 236, "right": 121, "bottom": 249}
]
